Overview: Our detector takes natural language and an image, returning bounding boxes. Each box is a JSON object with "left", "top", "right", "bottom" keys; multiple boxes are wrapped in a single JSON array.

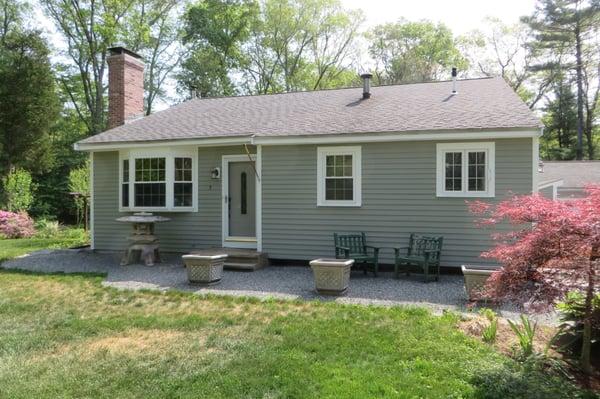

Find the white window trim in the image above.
[
  {"left": 119, "top": 147, "right": 198, "bottom": 212},
  {"left": 436, "top": 142, "right": 495, "bottom": 198},
  {"left": 317, "top": 146, "right": 362, "bottom": 207}
]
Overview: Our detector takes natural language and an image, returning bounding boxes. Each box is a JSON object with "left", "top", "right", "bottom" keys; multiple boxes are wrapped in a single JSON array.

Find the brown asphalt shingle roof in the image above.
[{"left": 79, "top": 77, "right": 541, "bottom": 145}]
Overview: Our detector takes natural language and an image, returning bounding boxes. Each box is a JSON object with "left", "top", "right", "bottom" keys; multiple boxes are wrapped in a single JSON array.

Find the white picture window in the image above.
[
  {"left": 436, "top": 142, "right": 495, "bottom": 197},
  {"left": 317, "top": 146, "right": 361, "bottom": 206},
  {"left": 119, "top": 148, "right": 197, "bottom": 212}
]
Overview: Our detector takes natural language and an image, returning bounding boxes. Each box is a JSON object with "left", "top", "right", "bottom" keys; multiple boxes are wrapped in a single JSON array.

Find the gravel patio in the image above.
[{"left": 1, "top": 248, "right": 550, "bottom": 321}]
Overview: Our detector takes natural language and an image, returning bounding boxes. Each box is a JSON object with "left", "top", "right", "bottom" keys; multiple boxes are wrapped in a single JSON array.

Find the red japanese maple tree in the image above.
[{"left": 470, "top": 185, "right": 599, "bottom": 374}]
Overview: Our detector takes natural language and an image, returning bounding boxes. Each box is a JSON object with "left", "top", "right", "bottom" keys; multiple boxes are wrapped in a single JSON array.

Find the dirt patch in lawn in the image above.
[
  {"left": 83, "top": 329, "right": 188, "bottom": 356},
  {"left": 458, "top": 316, "right": 557, "bottom": 357}
]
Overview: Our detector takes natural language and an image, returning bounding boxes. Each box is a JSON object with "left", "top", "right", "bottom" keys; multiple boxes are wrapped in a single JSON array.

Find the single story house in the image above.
[
  {"left": 539, "top": 161, "right": 600, "bottom": 200},
  {"left": 75, "top": 47, "right": 542, "bottom": 268}
]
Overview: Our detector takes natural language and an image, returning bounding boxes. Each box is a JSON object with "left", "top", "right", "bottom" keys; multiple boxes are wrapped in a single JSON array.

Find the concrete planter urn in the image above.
[
  {"left": 309, "top": 258, "right": 354, "bottom": 295},
  {"left": 461, "top": 265, "right": 499, "bottom": 300},
  {"left": 183, "top": 254, "right": 228, "bottom": 285}
]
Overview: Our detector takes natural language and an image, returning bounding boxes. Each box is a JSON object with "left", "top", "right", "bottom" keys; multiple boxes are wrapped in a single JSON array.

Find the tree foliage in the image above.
[
  {"left": 540, "top": 74, "right": 579, "bottom": 159},
  {"left": 1, "top": 168, "right": 34, "bottom": 212},
  {"left": 179, "top": 0, "right": 363, "bottom": 96},
  {"left": 68, "top": 161, "right": 90, "bottom": 226},
  {"left": 470, "top": 188, "right": 600, "bottom": 373},
  {"left": 367, "top": 19, "right": 467, "bottom": 85},
  {"left": 0, "top": 30, "right": 59, "bottom": 176},
  {"left": 42, "top": 0, "right": 187, "bottom": 133},
  {"left": 524, "top": 0, "right": 600, "bottom": 160}
]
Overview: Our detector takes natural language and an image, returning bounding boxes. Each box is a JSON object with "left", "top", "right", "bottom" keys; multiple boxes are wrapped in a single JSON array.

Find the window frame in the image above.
[
  {"left": 317, "top": 146, "right": 362, "bottom": 207},
  {"left": 436, "top": 142, "right": 495, "bottom": 198},
  {"left": 119, "top": 148, "right": 198, "bottom": 212}
]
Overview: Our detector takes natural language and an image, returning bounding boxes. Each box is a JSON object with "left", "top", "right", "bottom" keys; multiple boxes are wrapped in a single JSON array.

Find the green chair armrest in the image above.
[{"left": 335, "top": 246, "right": 350, "bottom": 258}]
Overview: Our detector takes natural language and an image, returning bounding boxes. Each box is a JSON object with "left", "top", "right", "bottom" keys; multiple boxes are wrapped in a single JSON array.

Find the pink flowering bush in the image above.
[
  {"left": 470, "top": 185, "right": 600, "bottom": 374},
  {"left": 0, "top": 210, "right": 35, "bottom": 238}
]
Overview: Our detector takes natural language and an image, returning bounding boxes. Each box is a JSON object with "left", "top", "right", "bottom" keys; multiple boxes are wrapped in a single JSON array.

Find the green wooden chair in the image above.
[
  {"left": 333, "top": 232, "right": 380, "bottom": 276},
  {"left": 394, "top": 234, "right": 443, "bottom": 282}
]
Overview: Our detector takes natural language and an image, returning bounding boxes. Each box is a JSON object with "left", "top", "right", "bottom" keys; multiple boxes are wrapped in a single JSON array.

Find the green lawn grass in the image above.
[
  {"left": 0, "top": 227, "right": 88, "bottom": 262},
  {"left": 0, "top": 270, "right": 594, "bottom": 399}
]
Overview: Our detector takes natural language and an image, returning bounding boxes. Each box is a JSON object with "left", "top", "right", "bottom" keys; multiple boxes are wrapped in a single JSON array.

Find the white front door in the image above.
[{"left": 222, "top": 155, "right": 257, "bottom": 248}]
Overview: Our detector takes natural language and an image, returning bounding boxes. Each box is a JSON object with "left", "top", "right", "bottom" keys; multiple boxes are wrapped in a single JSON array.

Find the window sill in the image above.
[
  {"left": 317, "top": 202, "right": 362, "bottom": 207},
  {"left": 119, "top": 207, "right": 198, "bottom": 213},
  {"left": 436, "top": 192, "right": 494, "bottom": 198}
]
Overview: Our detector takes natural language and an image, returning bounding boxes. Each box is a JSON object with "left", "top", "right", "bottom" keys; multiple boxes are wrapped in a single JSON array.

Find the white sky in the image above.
[{"left": 342, "top": 0, "right": 537, "bottom": 33}]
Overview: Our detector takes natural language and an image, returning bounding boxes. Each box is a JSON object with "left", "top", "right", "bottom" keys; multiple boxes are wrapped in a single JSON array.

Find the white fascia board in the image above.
[
  {"left": 252, "top": 129, "right": 541, "bottom": 145},
  {"left": 75, "top": 129, "right": 542, "bottom": 151},
  {"left": 74, "top": 136, "right": 253, "bottom": 152}
]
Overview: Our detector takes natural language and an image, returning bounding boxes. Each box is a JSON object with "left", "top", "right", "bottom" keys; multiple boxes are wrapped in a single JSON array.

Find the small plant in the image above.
[
  {"left": 0, "top": 210, "right": 35, "bottom": 238},
  {"left": 68, "top": 162, "right": 90, "bottom": 227},
  {"left": 479, "top": 308, "right": 498, "bottom": 344},
  {"left": 34, "top": 218, "right": 61, "bottom": 239},
  {"left": 2, "top": 168, "right": 34, "bottom": 212},
  {"left": 555, "top": 291, "right": 600, "bottom": 360},
  {"left": 508, "top": 314, "right": 537, "bottom": 358}
]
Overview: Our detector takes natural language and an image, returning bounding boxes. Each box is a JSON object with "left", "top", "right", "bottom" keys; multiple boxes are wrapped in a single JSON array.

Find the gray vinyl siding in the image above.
[
  {"left": 539, "top": 185, "right": 554, "bottom": 199},
  {"left": 261, "top": 139, "right": 533, "bottom": 267},
  {"left": 92, "top": 138, "right": 533, "bottom": 268},
  {"left": 92, "top": 146, "right": 254, "bottom": 252}
]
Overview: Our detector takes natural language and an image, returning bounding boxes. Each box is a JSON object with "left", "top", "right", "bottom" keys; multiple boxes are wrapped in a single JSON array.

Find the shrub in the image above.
[
  {"left": 0, "top": 211, "right": 35, "bottom": 238},
  {"left": 34, "top": 218, "right": 61, "bottom": 239},
  {"left": 555, "top": 291, "right": 600, "bottom": 361},
  {"left": 68, "top": 162, "right": 89, "bottom": 227},
  {"left": 2, "top": 169, "right": 34, "bottom": 212}
]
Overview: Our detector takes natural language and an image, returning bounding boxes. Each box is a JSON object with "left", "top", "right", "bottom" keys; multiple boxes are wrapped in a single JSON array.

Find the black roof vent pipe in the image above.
[
  {"left": 451, "top": 67, "right": 458, "bottom": 94},
  {"left": 360, "top": 73, "right": 373, "bottom": 99}
]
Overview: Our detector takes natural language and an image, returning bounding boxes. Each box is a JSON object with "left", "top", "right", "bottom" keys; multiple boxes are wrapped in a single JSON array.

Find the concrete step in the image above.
[
  {"left": 189, "top": 248, "right": 268, "bottom": 271},
  {"left": 224, "top": 261, "right": 258, "bottom": 271}
]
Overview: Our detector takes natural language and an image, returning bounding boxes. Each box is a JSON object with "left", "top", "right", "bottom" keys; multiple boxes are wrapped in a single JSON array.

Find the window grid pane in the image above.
[
  {"left": 135, "top": 157, "right": 165, "bottom": 182},
  {"left": 326, "top": 155, "right": 352, "bottom": 177},
  {"left": 174, "top": 157, "right": 193, "bottom": 207},
  {"left": 123, "top": 159, "right": 129, "bottom": 183},
  {"left": 174, "top": 157, "right": 192, "bottom": 182},
  {"left": 133, "top": 157, "right": 166, "bottom": 207},
  {"left": 174, "top": 183, "right": 192, "bottom": 207},
  {"left": 134, "top": 183, "right": 166, "bottom": 207},
  {"left": 444, "top": 151, "right": 462, "bottom": 191},
  {"left": 324, "top": 154, "right": 354, "bottom": 201},
  {"left": 467, "top": 151, "right": 486, "bottom": 192}
]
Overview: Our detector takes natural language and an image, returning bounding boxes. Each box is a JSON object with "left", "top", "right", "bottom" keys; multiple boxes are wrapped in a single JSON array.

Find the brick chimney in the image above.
[{"left": 107, "top": 47, "right": 144, "bottom": 129}]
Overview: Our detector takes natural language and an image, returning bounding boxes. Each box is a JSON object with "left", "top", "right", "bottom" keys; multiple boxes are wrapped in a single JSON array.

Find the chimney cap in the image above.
[{"left": 108, "top": 46, "right": 143, "bottom": 60}]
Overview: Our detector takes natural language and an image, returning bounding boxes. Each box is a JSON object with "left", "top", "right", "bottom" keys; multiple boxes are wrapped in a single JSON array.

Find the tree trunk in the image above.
[
  {"left": 574, "top": 23, "right": 585, "bottom": 160},
  {"left": 581, "top": 255, "right": 597, "bottom": 375}
]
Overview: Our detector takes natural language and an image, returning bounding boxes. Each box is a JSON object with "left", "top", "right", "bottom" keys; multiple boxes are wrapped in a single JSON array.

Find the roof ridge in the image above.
[{"left": 188, "top": 76, "right": 498, "bottom": 102}]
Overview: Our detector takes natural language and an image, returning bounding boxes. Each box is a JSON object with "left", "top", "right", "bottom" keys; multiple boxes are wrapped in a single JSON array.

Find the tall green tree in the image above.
[
  {"left": 41, "top": 0, "right": 134, "bottom": 135},
  {"left": 42, "top": 0, "right": 188, "bottom": 132},
  {"left": 524, "top": 0, "right": 600, "bottom": 159},
  {"left": 458, "top": 18, "right": 558, "bottom": 109},
  {"left": 540, "top": 75, "right": 579, "bottom": 159},
  {"left": 180, "top": 0, "right": 259, "bottom": 97},
  {"left": 0, "top": 0, "right": 28, "bottom": 42},
  {"left": 0, "top": 30, "right": 59, "bottom": 176},
  {"left": 179, "top": 0, "right": 363, "bottom": 96},
  {"left": 121, "top": 0, "right": 186, "bottom": 114},
  {"left": 367, "top": 19, "right": 467, "bottom": 85}
]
